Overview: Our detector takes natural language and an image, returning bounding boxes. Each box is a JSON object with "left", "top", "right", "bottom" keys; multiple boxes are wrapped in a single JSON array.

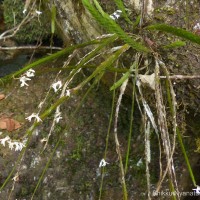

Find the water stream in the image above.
[{"left": 0, "top": 54, "right": 29, "bottom": 77}]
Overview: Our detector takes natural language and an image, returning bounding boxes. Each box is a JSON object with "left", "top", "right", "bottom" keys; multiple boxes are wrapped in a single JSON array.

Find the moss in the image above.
[
  {"left": 3, "top": 0, "right": 51, "bottom": 43},
  {"left": 20, "top": 186, "right": 29, "bottom": 196},
  {"left": 195, "top": 138, "right": 200, "bottom": 153}
]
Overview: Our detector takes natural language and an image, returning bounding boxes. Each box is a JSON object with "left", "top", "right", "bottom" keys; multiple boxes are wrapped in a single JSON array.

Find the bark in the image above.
[
  {"left": 53, "top": 0, "right": 102, "bottom": 44},
  {"left": 53, "top": 0, "right": 154, "bottom": 44}
]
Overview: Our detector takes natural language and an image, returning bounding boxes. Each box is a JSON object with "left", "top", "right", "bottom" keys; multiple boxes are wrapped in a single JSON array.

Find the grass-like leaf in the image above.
[
  {"left": 78, "top": 44, "right": 130, "bottom": 89},
  {"left": 82, "top": 0, "right": 149, "bottom": 52},
  {"left": 110, "top": 70, "right": 131, "bottom": 91},
  {"left": 0, "top": 37, "right": 112, "bottom": 85},
  {"left": 163, "top": 40, "right": 186, "bottom": 49},
  {"left": 51, "top": 5, "right": 56, "bottom": 34},
  {"left": 147, "top": 24, "right": 200, "bottom": 45},
  {"left": 114, "top": 0, "right": 133, "bottom": 25}
]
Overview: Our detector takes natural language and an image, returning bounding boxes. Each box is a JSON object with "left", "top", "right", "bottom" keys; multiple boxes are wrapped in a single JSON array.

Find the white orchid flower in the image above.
[
  {"left": 99, "top": 159, "right": 109, "bottom": 168},
  {"left": 0, "top": 136, "right": 26, "bottom": 151},
  {"left": 23, "top": 9, "right": 27, "bottom": 14},
  {"left": 36, "top": 10, "right": 42, "bottom": 15},
  {"left": 0, "top": 136, "right": 10, "bottom": 146},
  {"left": 26, "top": 113, "right": 42, "bottom": 122},
  {"left": 110, "top": 10, "right": 122, "bottom": 20},
  {"left": 8, "top": 140, "right": 15, "bottom": 150},
  {"left": 193, "top": 185, "right": 200, "bottom": 194},
  {"left": 55, "top": 111, "right": 62, "bottom": 123},
  {"left": 25, "top": 69, "right": 35, "bottom": 77},
  {"left": 66, "top": 90, "right": 70, "bottom": 97},
  {"left": 13, "top": 141, "right": 25, "bottom": 151},
  {"left": 52, "top": 81, "right": 62, "bottom": 92},
  {"left": 19, "top": 76, "right": 31, "bottom": 87}
]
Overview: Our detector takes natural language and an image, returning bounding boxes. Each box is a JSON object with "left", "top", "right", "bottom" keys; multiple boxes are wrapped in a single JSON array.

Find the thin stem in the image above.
[{"left": 99, "top": 72, "right": 117, "bottom": 200}]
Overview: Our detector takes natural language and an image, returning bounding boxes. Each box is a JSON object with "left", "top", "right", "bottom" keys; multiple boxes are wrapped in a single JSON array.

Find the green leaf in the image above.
[
  {"left": 92, "top": 0, "right": 105, "bottom": 16},
  {"left": 82, "top": 0, "right": 149, "bottom": 52},
  {"left": 0, "top": 37, "right": 110, "bottom": 85},
  {"left": 110, "top": 60, "right": 137, "bottom": 90},
  {"left": 113, "top": 0, "right": 133, "bottom": 25},
  {"left": 132, "top": 15, "right": 141, "bottom": 29},
  {"left": 147, "top": 24, "right": 200, "bottom": 45},
  {"left": 51, "top": 5, "right": 56, "bottom": 34},
  {"left": 79, "top": 44, "right": 130, "bottom": 88},
  {"left": 163, "top": 40, "right": 186, "bottom": 49},
  {"left": 110, "top": 70, "right": 130, "bottom": 91}
]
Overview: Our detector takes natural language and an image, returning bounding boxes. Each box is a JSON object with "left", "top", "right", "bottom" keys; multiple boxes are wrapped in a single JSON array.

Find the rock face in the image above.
[
  {"left": 1, "top": 1, "right": 200, "bottom": 199},
  {"left": 52, "top": 0, "right": 200, "bottom": 197}
]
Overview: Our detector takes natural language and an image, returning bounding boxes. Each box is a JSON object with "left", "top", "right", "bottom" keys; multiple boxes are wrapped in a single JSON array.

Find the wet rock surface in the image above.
[{"left": 0, "top": 65, "right": 136, "bottom": 199}]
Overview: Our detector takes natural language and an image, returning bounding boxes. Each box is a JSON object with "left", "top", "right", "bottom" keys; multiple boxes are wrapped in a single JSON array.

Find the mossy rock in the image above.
[{"left": 3, "top": 0, "right": 51, "bottom": 43}]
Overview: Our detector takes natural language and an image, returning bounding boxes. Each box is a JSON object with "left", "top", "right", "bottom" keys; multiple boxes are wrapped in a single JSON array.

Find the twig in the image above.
[
  {"left": 0, "top": 46, "right": 62, "bottom": 50},
  {"left": 160, "top": 75, "right": 200, "bottom": 79},
  {"left": 144, "top": 119, "right": 151, "bottom": 200},
  {"left": 42, "top": 50, "right": 79, "bottom": 150},
  {"left": 154, "top": 59, "right": 180, "bottom": 199},
  {"left": 114, "top": 79, "right": 128, "bottom": 200},
  {"left": 0, "top": 0, "right": 36, "bottom": 40}
]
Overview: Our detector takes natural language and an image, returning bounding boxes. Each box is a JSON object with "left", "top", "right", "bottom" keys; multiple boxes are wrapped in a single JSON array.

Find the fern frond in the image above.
[
  {"left": 148, "top": 24, "right": 200, "bottom": 45},
  {"left": 82, "top": 0, "right": 149, "bottom": 52}
]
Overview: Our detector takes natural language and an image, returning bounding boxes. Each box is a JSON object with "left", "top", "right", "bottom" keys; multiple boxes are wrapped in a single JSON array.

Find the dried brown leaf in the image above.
[
  {"left": 0, "top": 117, "right": 21, "bottom": 131},
  {"left": 0, "top": 94, "right": 5, "bottom": 100},
  {"left": 139, "top": 73, "right": 155, "bottom": 90}
]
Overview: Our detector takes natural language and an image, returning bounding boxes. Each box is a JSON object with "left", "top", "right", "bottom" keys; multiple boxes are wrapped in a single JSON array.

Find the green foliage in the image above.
[
  {"left": 195, "top": 138, "right": 200, "bottom": 153},
  {"left": 1, "top": 1, "right": 198, "bottom": 198},
  {"left": 163, "top": 40, "right": 186, "bottom": 49},
  {"left": 51, "top": 5, "right": 56, "bottom": 34},
  {"left": 110, "top": 60, "right": 137, "bottom": 91},
  {"left": 3, "top": 0, "right": 51, "bottom": 43},
  {"left": 113, "top": 0, "right": 133, "bottom": 24},
  {"left": 110, "top": 59, "right": 137, "bottom": 91},
  {"left": 132, "top": 15, "right": 141, "bottom": 29},
  {"left": 82, "top": 0, "right": 149, "bottom": 52},
  {"left": 110, "top": 70, "right": 131, "bottom": 91},
  {"left": 79, "top": 43, "right": 130, "bottom": 89},
  {"left": 0, "top": 37, "right": 103, "bottom": 85},
  {"left": 147, "top": 24, "right": 200, "bottom": 45}
]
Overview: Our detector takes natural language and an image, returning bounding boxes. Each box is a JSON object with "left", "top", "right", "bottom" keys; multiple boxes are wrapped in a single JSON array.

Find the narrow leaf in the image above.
[
  {"left": 163, "top": 40, "right": 186, "bottom": 49},
  {"left": 132, "top": 15, "right": 141, "bottom": 29},
  {"left": 82, "top": 0, "right": 149, "bottom": 52},
  {"left": 51, "top": 5, "right": 56, "bottom": 34},
  {"left": 110, "top": 60, "right": 137, "bottom": 90},
  {"left": 110, "top": 70, "right": 130, "bottom": 91},
  {"left": 114, "top": 0, "right": 133, "bottom": 24},
  {"left": 148, "top": 24, "right": 200, "bottom": 45}
]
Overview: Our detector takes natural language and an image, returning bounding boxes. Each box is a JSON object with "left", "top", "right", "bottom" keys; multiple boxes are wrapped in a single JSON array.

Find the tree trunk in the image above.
[{"left": 54, "top": 0, "right": 102, "bottom": 44}]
